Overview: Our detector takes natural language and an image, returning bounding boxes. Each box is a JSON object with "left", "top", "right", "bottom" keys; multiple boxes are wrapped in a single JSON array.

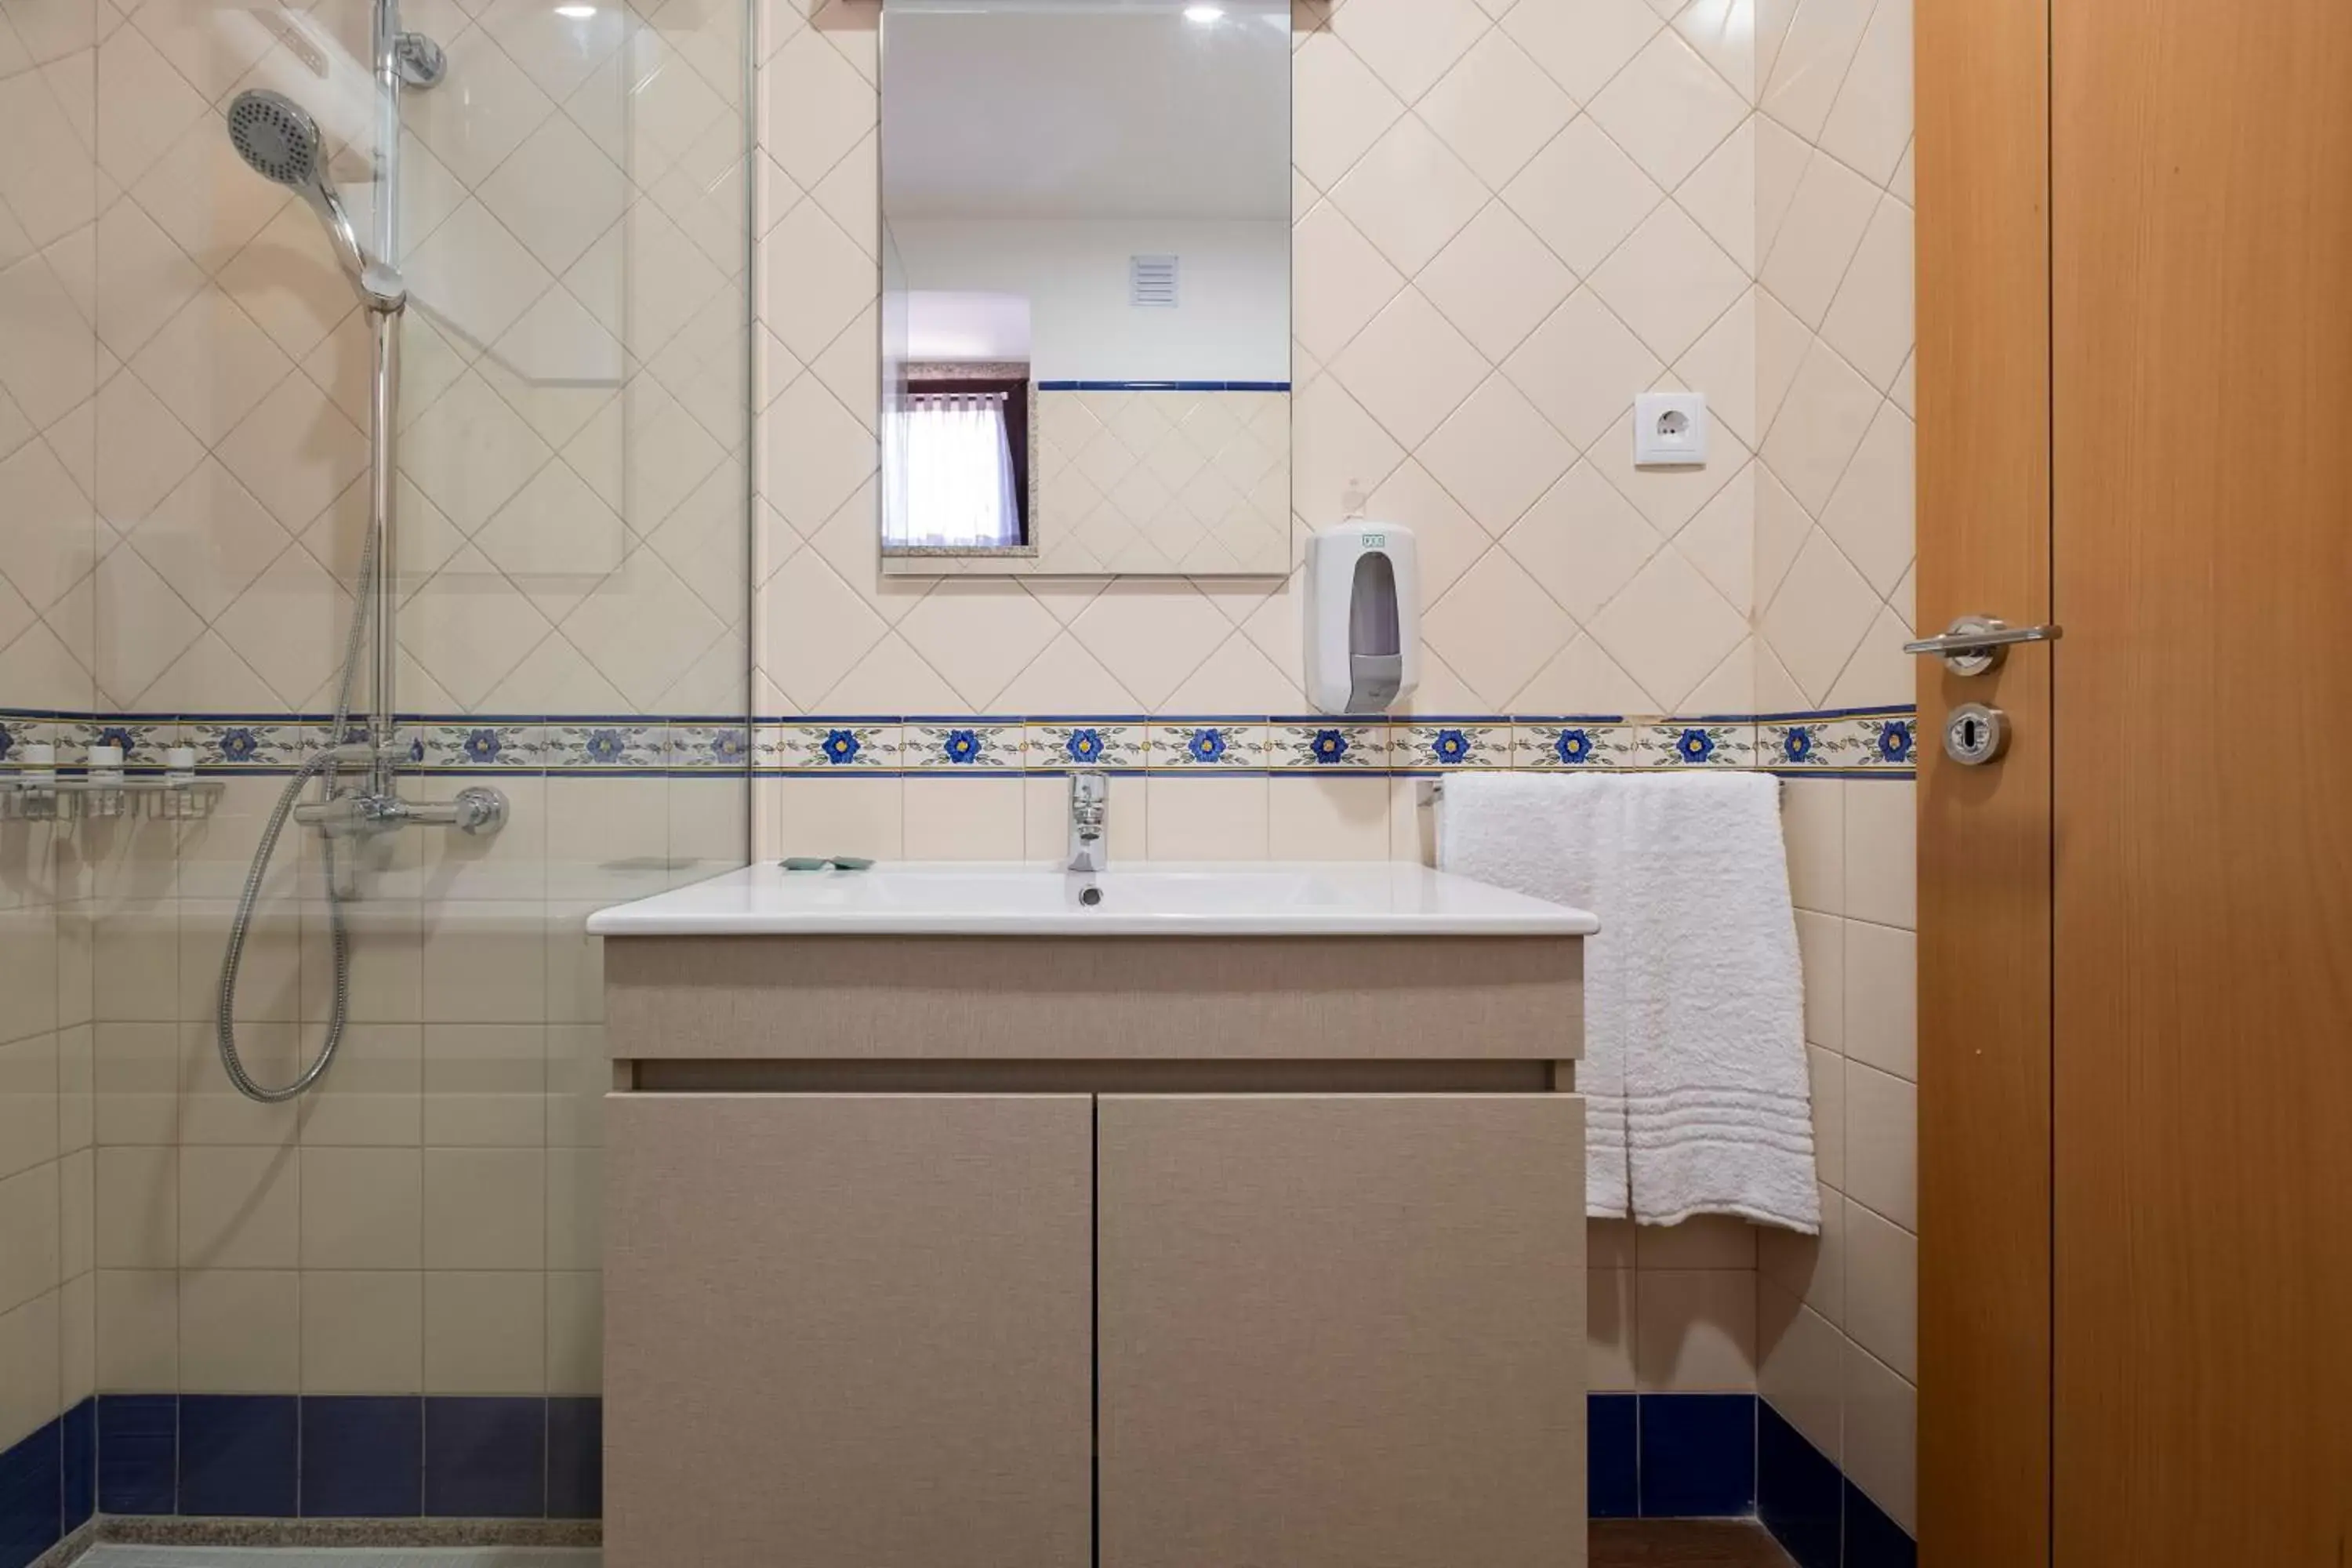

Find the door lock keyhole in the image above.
[{"left": 1944, "top": 702, "right": 2009, "bottom": 766}]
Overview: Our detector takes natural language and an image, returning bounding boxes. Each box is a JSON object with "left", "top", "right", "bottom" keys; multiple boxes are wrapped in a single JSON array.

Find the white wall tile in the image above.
[
  {"left": 1843, "top": 1195, "right": 1917, "bottom": 1380},
  {"left": 1844, "top": 1061, "right": 1916, "bottom": 1232},
  {"left": 1843, "top": 780, "right": 1917, "bottom": 928},
  {"left": 1842, "top": 919, "right": 1917, "bottom": 1080}
]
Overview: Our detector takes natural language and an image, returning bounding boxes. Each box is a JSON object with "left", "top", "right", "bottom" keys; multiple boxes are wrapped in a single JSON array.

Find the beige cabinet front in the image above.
[
  {"left": 1095, "top": 1094, "right": 1588, "bottom": 1568},
  {"left": 604, "top": 1093, "right": 1094, "bottom": 1568}
]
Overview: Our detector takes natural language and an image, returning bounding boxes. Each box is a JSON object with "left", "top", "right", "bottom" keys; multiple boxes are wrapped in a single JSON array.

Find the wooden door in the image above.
[
  {"left": 2049, "top": 2, "right": 2352, "bottom": 1560},
  {"left": 1922, "top": 1, "right": 2352, "bottom": 1561},
  {"left": 604, "top": 1094, "right": 1094, "bottom": 1568},
  {"left": 1915, "top": 0, "right": 2055, "bottom": 1559},
  {"left": 1094, "top": 1094, "right": 1586, "bottom": 1568}
]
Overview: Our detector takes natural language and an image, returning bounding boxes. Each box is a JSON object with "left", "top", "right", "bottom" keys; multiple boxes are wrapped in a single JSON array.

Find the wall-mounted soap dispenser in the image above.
[{"left": 1305, "top": 522, "right": 1419, "bottom": 714}]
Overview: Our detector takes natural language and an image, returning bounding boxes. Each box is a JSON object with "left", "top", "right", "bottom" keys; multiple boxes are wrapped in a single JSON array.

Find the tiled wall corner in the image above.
[
  {"left": 1751, "top": 0, "right": 1916, "bottom": 713},
  {"left": 1759, "top": 774, "right": 1918, "bottom": 1555},
  {"left": 0, "top": 11, "right": 102, "bottom": 1557}
]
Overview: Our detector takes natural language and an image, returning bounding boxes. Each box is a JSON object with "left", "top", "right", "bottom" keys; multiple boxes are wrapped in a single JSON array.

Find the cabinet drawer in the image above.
[
  {"left": 1096, "top": 1093, "right": 1587, "bottom": 1568},
  {"left": 604, "top": 1094, "right": 1093, "bottom": 1568}
]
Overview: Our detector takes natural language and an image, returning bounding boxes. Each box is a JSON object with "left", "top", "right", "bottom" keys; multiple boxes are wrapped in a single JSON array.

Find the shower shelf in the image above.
[{"left": 0, "top": 775, "right": 224, "bottom": 822}]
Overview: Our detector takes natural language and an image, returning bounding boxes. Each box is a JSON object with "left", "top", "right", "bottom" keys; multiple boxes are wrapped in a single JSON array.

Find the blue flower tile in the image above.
[
  {"left": 1022, "top": 722, "right": 1145, "bottom": 772},
  {"left": 1588, "top": 1393, "right": 1639, "bottom": 1519},
  {"left": 547, "top": 723, "right": 662, "bottom": 771},
  {"left": 424, "top": 1397, "right": 544, "bottom": 1519},
  {"left": 907, "top": 723, "right": 1022, "bottom": 771},
  {"left": 665, "top": 724, "right": 751, "bottom": 771},
  {"left": 302, "top": 1396, "right": 422, "bottom": 1518},
  {"left": 1394, "top": 722, "right": 1511, "bottom": 769},
  {"left": 1758, "top": 1401, "right": 1841, "bottom": 1568},
  {"left": 61, "top": 1398, "right": 93, "bottom": 1533},
  {"left": 1508, "top": 721, "right": 1630, "bottom": 769},
  {"left": 0, "top": 1416, "right": 61, "bottom": 1568},
  {"left": 1639, "top": 1392, "right": 1755, "bottom": 1518},
  {"left": 1843, "top": 1478, "right": 1917, "bottom": 1568},
  {"left": 1850, "top": 715, "right": 1917, "bottom": 769},
  {"left": 86, "top": 720, "right": 176, "bottom": 768},
  {"left": 180, "top": 1395, "right": 297, "bottom": 1518},
  {"left": 1269, "top": 722, "right": 1387, "bottom": 769},
  {"left": 187, "top": 722, "right": 306, "bottom": 769},
  {"left": 768, "top": 724, "right": 900, "bottom": 772},
  {"left": 1640, "top": 723, "right": 1757, "bottom": 769},
  {"left": 0, "top": 718, "right": 53, "bottom": 770},
  {"left": 96, "top": 1395, "right": 176, "bottom": 1515},
  {"left": 425, "top": 724, "right": 544, "bottom": 771},
  {"left": 1761, "top": 721, "right": 1843, "bottom": 770},
  {"left": 546, "top": 1398, "right": 603, "bottom": 1520},
  {"left": 1149, "top": 723, "right": 1268, "bottom": 769}
]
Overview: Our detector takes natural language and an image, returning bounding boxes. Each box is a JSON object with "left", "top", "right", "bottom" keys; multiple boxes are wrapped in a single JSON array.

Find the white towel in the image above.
[{"left": 1440, "top": 771, "right": 1819, "bottom": 1232}]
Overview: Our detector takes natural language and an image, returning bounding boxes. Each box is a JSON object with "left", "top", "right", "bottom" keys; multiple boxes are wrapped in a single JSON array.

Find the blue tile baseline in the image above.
[
  {"left": 546, "top": 1399, "right": 602, "bottom": 1521},
  {"left": 1589, "top": 1393, "right": 1758, "bottom": 1521},
  {"left": 1588, "top": 1393, "right": 1639, "bottom": 1518},
  {"left": 423, "top": 1399, "right": 544, "bottom": 1519},
  {"left": 180, "top": 1396, "right": 297, "bottom": 1518},
  {"left": 60, "top": 1401, "right": 93, "bottom": 1541},
  {"left": 0, "top": 1411, "right": 62, "bottom": 1568},
  {"left": 1759, "top": 1397, "right": 1918, "bottom": 1567},
  {"left": 31, "top": 1392, "right": 1905, "bottom": 1543},
  {"left": 302, "top": 1397, "right": 421, "bottom": 1519},
  {"left": 96, "top": 1396, "right": 175, "bottom": 1516},
  {"left": 52, "top": 1396, "right": 598, "bottom": 1523},
  {"left": 1759, "top": 1401, "right": 1842, "bottom": 1566},
  {"left": 1641, "top": 1392, "right": 1756, "bottom": 1518}
]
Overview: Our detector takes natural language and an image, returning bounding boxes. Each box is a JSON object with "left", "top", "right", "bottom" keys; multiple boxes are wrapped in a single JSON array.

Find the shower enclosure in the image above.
[{"left": 0, "top": 0, "right": 753, "bottom": 1547}]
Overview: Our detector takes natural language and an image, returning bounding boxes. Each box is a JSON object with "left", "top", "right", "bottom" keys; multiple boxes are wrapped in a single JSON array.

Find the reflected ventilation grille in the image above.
[{"left": 1130, "top": 254, "right": 1179, "bottom": 308}]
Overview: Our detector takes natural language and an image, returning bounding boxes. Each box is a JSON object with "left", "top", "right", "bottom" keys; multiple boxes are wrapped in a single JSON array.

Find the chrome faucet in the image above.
[{"left": 1067, "top": 769, "right": 1108, "bottom": 873}]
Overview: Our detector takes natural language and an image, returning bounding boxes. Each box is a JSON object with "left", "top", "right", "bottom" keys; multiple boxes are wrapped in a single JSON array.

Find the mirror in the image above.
[{"left": 879, "top": 0, "right": 1292, "bottom": 576}]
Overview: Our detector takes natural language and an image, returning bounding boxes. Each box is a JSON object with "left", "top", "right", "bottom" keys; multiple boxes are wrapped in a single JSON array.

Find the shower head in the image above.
[
  {"left": 225, "top": 87, "right": 325, "bottom": 189},
  {"left": 225, "top": 89, "right": 406, "bottom": 313}
]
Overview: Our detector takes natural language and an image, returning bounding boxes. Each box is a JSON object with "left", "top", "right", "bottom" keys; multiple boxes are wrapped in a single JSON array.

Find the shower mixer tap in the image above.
[{"left": 211, "top": 5, "right": 493, "bottom": 1105}]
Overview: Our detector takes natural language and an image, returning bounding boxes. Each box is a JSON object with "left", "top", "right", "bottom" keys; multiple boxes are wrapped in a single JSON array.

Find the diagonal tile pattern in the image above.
[
  {"left": 0, "top": 0, "right": 754, "bottom": 717},
  {"left": 749, "top": 0, "right": 1913, "bottom": 740}
]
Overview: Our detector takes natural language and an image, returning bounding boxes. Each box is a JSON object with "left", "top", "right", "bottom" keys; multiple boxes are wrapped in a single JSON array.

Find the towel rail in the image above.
[{"left": 1416, "top": 776, "right": 1787, "bottom": 808}]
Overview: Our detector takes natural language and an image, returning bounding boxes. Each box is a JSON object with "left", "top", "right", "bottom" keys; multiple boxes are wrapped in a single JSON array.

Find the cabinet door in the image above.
[
  {"left": 1098, "top": 1094, "right": 1586, "bottom": 1568},
  {"left": 605, "top": 1094, "right": 1093, "bottom": 1568}
]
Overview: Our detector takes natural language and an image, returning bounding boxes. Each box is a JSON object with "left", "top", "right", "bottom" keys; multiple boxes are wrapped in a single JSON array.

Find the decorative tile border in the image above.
[
  {"left": 1269, "top": 721, "right": 1388, "bottom": 770},
  {"left": 1023, "top": 721, "right": 1147, "bottom": 772},
  {"left": 1392, "top": 722, "right": 1517, "bottom": 771},
  {"left": 1515, "top": 721, "right": 1640, "bottom": 770},
  {"left": 905, "top": 720, "right": 1023, "bottom": 772},
  {"left": 1638, "top": 722, "right": 1756, "bottom": 770},
  {"left": 1150, "top": 722, "right": 1269, "bottom": 770},
  {"left": 0, "top": 709, "right": 1918, "bottom": 779}
]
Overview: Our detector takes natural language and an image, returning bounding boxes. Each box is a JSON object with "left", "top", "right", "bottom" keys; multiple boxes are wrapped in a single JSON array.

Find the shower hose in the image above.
[{"left": 212, "top": 521, "right": 379, "bottom": 1103}]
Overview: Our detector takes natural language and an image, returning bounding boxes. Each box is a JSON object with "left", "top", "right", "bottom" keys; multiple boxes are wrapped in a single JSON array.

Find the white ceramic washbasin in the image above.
[{"left": 584, "top": 861, "right": 1599, "bottom": 938}]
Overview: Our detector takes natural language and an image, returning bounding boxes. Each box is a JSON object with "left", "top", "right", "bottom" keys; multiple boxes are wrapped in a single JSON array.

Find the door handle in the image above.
[{"left": 1904, "top": 615, "right": 2063, "bottom": 677}]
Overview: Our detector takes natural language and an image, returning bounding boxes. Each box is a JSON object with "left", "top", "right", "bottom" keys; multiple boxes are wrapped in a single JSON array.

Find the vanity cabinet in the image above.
[
  {"left": 590, "top": 900, "right": 1594, "bottom": 1568},
  {"left": 605, "top": 1087, "right": 1585, "bottom": 1568},
  {"left": 1097, "top": 1094, "right": 1586, "bottom": 1568},
  {"left": 604, "top": 1094, "right": 1096, "bottom": 1568}
]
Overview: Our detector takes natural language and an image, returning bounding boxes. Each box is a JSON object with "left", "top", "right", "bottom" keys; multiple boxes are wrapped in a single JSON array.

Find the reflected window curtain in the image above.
[{"left": 883, "top": 390, "right": 1022, "bottom": 548}]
